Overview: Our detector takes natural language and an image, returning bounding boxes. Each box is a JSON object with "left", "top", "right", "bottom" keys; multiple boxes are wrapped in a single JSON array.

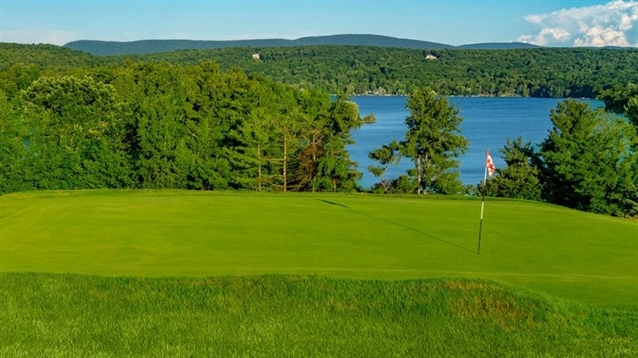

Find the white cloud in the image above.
[
  {"left": 518, "top": 0, "right": 638, "bottom": 47},
  {"left": 520, "top": 28, "right": 571, "bottom": 46},
  {"left": 0, "top": 30, "right": 77, "bottom": 46}
]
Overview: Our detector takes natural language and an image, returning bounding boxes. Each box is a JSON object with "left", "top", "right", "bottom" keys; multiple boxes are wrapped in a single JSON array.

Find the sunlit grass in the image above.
[{"left": 1, "top": 189, "right": 636, "bottom": 306}]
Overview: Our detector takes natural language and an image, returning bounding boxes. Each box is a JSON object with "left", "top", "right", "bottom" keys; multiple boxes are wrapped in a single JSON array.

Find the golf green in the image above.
[{"left": 1, "top": 190, "right": 636, "bottom": 306}]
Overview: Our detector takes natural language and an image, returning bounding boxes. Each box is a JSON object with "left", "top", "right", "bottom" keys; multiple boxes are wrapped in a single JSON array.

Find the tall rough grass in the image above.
[{"left": 1, "top": 273, "right": 636, "bottom": 357}]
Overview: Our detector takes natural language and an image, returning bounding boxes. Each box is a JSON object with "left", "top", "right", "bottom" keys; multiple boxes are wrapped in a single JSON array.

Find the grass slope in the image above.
[
  {"left": 1, "top": 274, "right": 636, "bottom": 357},
  {"left": 1, "top": 190, "right": 637, "bottom": 306}
]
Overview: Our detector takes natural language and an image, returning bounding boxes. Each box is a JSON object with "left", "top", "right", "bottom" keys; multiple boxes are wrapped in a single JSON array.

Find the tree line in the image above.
[
  {"left": 1, "top": 45, "right": 637, "bottom": 216},
  {"left": 481, "top": 99, "right": 638, "bottom": 217},
  {"left": 63, "top": 34, "right": 454, "bottom": 56},
  {"left": 3, "top": 43, "right": 638, "bottom": 99},
  {"left": 0, "top": 62, "right": 369, "bottom": 194},
  {"left": 366, "top": 89, "right": 638, "bottom": 217},
  {"left": 113, "top": 46, "right": 638, "bottom": 98}
]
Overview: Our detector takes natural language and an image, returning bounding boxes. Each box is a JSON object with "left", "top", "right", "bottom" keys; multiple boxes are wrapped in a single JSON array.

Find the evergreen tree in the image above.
[
  {"left": 313, "top": 95, "right": 363, "bottom": 192},
  {"left": 238, "top": 107, "right": 275, "bottom": 191},
  {"left": 367, "top": 140, "right": 401, "bottom": 192},
  {"left": 482, "top": 137, "right": 541, "bottom": 201},
  {"left": 625, "top": 96, "right": 638, "bottom": 128},
  {"left": 539, "top": 100, "right": 638, "bottom": 216},
  {"left": 400, "top": 88, "right": 468, "bottom": 194},
  {"left": 600, "top": 83, "right": 638, "bottom": 113},
  {"left": 185, "top": 62, "right": 233, "bottom": 190}
]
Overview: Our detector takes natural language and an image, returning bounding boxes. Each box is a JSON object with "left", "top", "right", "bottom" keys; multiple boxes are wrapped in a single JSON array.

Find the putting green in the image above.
[{"left": 1, "top": 190, "right": 636, "bottom": 306}]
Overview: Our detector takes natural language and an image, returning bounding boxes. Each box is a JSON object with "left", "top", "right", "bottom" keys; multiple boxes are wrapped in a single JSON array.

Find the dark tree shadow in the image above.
[{"left": 316, "top": 199, "right": 349, "bottom": 209}]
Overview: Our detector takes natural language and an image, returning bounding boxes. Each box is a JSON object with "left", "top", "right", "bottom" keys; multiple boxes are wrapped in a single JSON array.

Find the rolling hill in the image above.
[
  {"left": 457, "top": 42, "right": 540, "bottom": 49},
  {"left": 63, "top": 34, "right": 538, "bottom": 55}
]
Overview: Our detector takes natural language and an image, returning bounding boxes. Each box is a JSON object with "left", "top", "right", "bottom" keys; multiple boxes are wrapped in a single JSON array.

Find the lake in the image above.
[{"left": 348, "top": 96, "right": 604, "bottom": 189}]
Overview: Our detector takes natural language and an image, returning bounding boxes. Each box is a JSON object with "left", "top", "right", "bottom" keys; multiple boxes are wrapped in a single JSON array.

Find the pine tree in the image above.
[
  {"left": 401, "top": 88, "right": 468, "bottom": 194},
  {"left": 482, "top": 137, "right": 541, "bottom": 201},
  {"left": 539, "top": 100, "right": 638, "bottom": 216}
]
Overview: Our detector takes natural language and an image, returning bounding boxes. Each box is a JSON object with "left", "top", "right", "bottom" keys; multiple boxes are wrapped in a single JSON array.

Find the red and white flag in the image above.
[{"left": 486, "top": 151, "right": 496, "bottom": 177}]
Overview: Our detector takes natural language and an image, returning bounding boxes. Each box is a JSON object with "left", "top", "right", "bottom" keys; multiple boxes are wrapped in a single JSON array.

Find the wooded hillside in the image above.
[
  {"left": 3, "top": 43, "right": 637, "bottom": 98},
  {"left": 64, "top": 34, "right": 455, "bottom": 55}
]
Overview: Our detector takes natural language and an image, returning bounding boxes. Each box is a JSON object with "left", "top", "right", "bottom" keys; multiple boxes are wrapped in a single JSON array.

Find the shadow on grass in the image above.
[
  {"left": 317, "top": 198, "right": 476, "bottom": 254},
  {"left": 317, "top": 199, "right": 349, "bottom": 209}
]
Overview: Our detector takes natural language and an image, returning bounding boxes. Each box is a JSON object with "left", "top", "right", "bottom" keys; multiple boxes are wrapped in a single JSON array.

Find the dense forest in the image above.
[
  {"left": 0, "top": 61, "right": 369, "bottom": 194},
  {"left": 0, "top": 42, "right": 637, "bottom": 216},
  {"left": 2, "top": 43, "right": 638, "bottom": 98},
  {"left": 112, "top": 46, "right": 638, "bottom": 98},
  {"left": 119, "top": 46, "right": 638, "bottom": 97}
]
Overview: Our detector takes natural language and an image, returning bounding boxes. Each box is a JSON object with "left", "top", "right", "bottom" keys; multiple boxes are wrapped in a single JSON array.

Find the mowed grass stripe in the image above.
[{"left": 1, "top": 190, "right": 636, "bottom": 306}]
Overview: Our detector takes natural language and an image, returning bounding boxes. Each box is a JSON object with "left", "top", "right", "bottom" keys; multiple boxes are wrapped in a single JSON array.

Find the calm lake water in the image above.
[{"left": 348, "top": 96, "right": 604, "bottom": 189}]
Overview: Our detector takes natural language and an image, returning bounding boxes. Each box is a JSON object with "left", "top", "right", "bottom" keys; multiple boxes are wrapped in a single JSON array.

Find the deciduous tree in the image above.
[{"left": 20, "top": 75, "right": 131, "bottom": 189}]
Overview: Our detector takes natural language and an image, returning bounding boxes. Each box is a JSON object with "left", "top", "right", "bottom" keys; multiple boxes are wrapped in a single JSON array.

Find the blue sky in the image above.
[{"left": 1, "top": 1, "right": 636, "bottom": 47}]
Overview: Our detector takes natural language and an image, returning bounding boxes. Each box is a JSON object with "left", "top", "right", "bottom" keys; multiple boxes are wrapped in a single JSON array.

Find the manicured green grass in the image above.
[
  {"left": 1, "top": 190, "right": 637, "bottom": 356},
  {"left": 1, "top": 190, "right": 636, "bottom": 306},
  {"left": 1, "top": 274, "right": 636, "bottom": 357}
]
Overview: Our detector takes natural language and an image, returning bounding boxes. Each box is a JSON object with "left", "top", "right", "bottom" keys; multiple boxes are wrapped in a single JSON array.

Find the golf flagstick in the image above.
[{"left": 478, "top": 150, "right": 496, "bottom": 255}]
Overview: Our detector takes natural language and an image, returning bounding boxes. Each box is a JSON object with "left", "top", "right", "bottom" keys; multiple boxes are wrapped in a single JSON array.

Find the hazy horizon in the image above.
[{"left": 1, "top": 1, "right": 637, "bottom": 48}]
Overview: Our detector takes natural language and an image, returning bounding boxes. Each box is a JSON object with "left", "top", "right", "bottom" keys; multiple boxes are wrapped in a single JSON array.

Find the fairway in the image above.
[{"left": 1, "top": 189, "right": 637, "bottom": 306}]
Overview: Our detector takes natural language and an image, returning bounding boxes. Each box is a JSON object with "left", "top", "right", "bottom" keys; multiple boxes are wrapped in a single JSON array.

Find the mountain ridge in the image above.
[{"left": 64, "top": 34, "right": 540, "bottom": 55}]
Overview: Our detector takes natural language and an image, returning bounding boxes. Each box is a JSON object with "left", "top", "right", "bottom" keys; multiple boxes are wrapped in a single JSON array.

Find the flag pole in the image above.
[{"left": 477, "top": 150, "right": 489, "bottom": 255}]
